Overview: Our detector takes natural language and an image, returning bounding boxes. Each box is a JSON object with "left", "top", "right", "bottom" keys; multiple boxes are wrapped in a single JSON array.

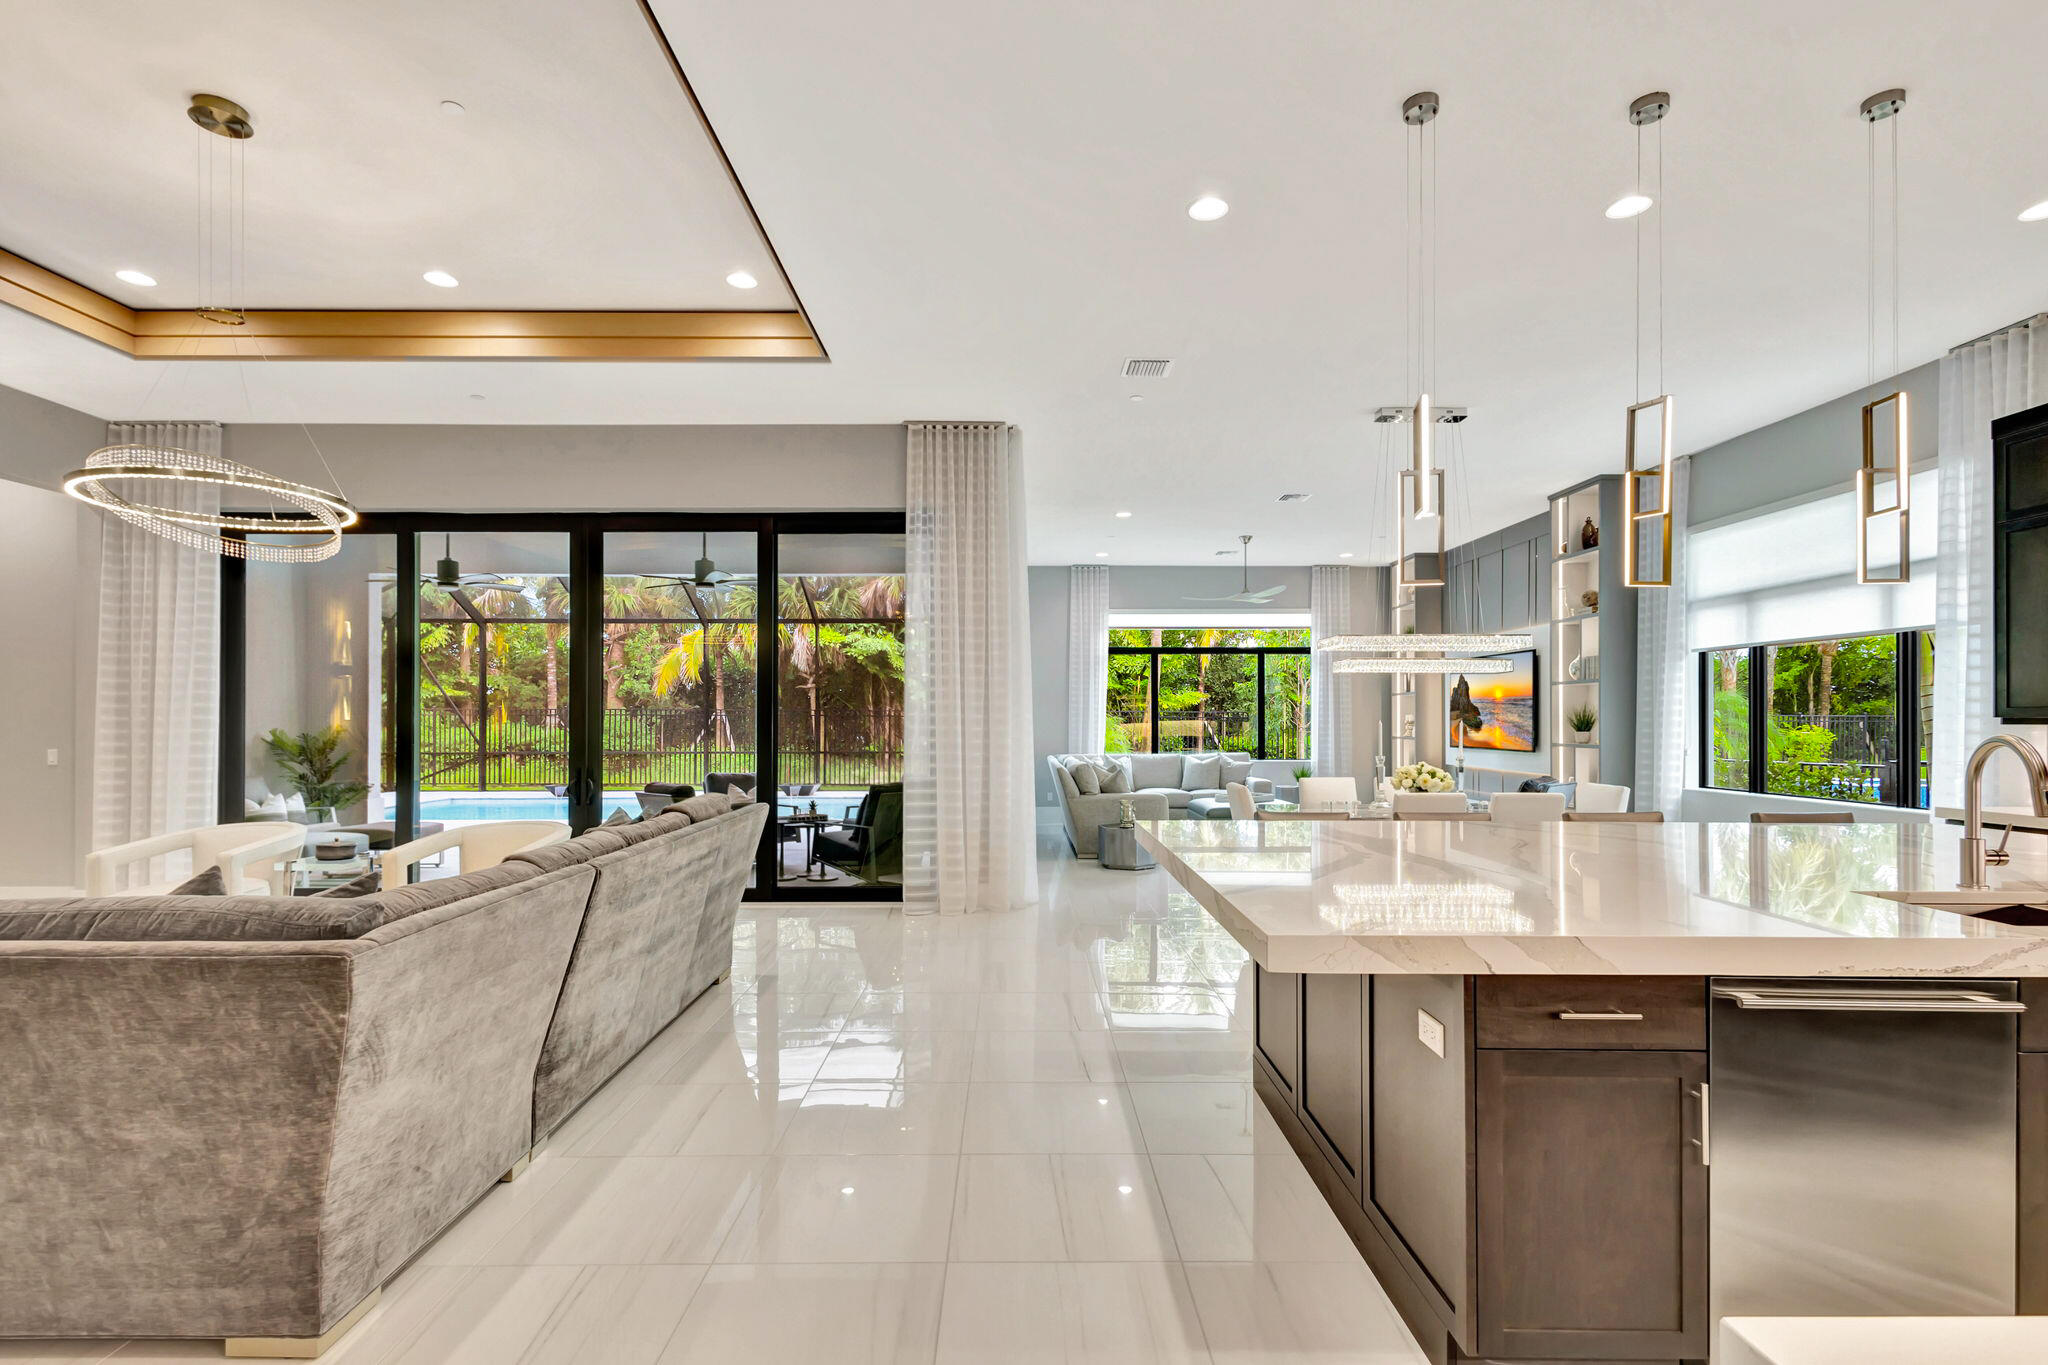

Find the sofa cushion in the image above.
[
  {"left": 1127, "top": 754, "right": 1183, "bottom": 790},
  {"left": 0, "top": 859, "right": 542, "bottom": 942},
  {"left": 610, "top": 812, "right": 692, "bottom": 847},
  {"left": 505, "top": 827, "right": 633, "bottom": 874},
  {"left": 169, "top": 865, "right": 227, "bottom": 896},
  {"left": 1052, "top": 761, "right": 1081, "bottom": 800},
  {"left": 1181, "top": 753, "right": 1222, "bottom": 791},
  {"left": 1098, "top": 763, "right": 1132, "bottom": 794},
  {"left": 1067, "top": 758, "right": 1120, "bottom": 796},
  {"left": 1137, "top": 786, "right": 1195, "bottom": 810},
  {"left": 667, "top": 792, "right": 735, "bottom": 824},
  {"left": 312, "top": 869, "right": 383, "bottom": 898},
  {"left": 1218, "top": 755, "right": 1254, "bottom": 788}
]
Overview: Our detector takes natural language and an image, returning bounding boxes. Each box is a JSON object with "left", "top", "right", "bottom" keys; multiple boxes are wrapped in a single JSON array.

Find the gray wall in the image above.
[
  {"left": 1028, "top": 563, "right": 1382, "bottom": 808},
  {"left": 1442, "top": 512, "right": 1553, "bottom": 781},
  {"left": 1688, "top": 360, "right": 1939, "bottom": 527},
  {"left": 0, "top": 385, "right": 107, "bottom": 886}
]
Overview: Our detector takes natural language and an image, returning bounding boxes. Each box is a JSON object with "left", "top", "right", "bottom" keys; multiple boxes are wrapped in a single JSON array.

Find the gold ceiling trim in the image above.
[{"left": 0, "top": 250, "right": 821, "bottom": 361}]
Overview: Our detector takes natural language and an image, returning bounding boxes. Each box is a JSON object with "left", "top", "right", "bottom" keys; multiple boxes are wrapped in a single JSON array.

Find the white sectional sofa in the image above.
[{"left": 1046, "top": 751, "right": 1275, "bottom": 857}]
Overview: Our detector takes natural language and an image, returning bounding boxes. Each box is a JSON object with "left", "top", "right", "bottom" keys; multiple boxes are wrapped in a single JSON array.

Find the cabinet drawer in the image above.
[{"left": 1474, "top": 976, "right": 1705, "bottom": 1050}]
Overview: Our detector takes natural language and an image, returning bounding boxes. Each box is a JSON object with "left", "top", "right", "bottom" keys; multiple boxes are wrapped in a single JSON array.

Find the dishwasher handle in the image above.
[{"left": 1712, "top": 985, "right": 2026, "bottom": 1013}]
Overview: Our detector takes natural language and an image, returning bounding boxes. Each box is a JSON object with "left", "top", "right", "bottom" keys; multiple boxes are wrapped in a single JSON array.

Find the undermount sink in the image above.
[{"left": 1865, "top": 888, "right": 2048, "bottom": 925}]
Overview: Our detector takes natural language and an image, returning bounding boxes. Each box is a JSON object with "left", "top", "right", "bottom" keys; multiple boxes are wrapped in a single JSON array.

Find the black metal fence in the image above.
[{"left": 404, "top": 703, "right": 902, "bottom": 790}]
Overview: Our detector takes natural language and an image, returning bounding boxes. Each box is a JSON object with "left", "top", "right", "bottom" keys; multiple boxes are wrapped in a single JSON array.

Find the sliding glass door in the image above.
[{"left": 223, "top": 513, "right": 901, "bottom": 900}]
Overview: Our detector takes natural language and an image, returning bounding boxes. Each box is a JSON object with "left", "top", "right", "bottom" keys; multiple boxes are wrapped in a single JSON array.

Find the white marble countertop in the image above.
[
  {"left": 1933, "top": 803, "right": 2048, "bottom": 832},
  {"left": 1135, "top": 818, "right": 2048, "bottom": 976},
  {"left": 1721, "top": 1315, "right": 2048, "bottom": 1365}
]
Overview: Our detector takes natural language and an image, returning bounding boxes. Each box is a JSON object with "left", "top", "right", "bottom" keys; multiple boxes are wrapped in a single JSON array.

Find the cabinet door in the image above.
[
  {"left": 1474, "top": 1049, "right": 1708, "bottom": 1360},
  {"left": 2023, "top": 1052, "right": 2048, "bottom": 1314},
  {"left": 1255, "top": 964, "right": 1301, "bottom": 1102},
  {"left": 1300, "top": 973, "right": 1366, "bottom": 1193}
]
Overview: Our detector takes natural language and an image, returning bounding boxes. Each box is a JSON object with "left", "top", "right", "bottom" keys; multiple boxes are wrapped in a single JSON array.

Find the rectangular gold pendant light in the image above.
[
  {"left": 1396, "top": 467, "right": 1446, "bottom": 588},
  {"left": 1624, "top": 394, "right": 1674, "bottom": 587},
  {"left": 1856, "top": 390, "right": 1910, "bottom": 583},
  {"left": 1411, "top": 393, "right": 1437, "bottom": 516}
]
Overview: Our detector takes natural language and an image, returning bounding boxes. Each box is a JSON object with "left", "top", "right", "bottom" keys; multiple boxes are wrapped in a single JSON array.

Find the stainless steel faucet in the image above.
[{"left": 1959, "top": 734, "right": 2048, "bottom": 889}]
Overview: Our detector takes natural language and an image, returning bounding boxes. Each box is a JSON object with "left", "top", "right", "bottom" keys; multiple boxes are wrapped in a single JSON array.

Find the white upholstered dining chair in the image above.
[
  {"left": 1574, "top": 781, "right": 1632, "bottom": 813},
  {"left": 1486, "top": 792, "right": 1568, "bottom": 822},
  {"left": 1226, "top": 782, "right": 1258, "bottom": 820},
  {"left": 1389, "top": 790, "right": 1470, "bottom": 815},
  {"left": 1297, "top": 776, "right": 1360, "bottom": 809}
]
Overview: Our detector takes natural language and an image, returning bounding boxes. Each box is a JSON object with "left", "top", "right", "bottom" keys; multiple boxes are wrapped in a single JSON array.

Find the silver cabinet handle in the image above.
[
  {"left": 1554, "top": 1010, "right": 1645, "bottom": 1021},
  {"left": 1690, "top": 1083, "right": 1710, "bottom": 1166},
  {"left": 1712, "top": 986, "right": 2025, "bottom": 1013}
]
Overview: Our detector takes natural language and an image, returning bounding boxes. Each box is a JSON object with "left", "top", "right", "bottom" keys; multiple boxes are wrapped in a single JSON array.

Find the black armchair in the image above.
[{"left": 814, "top": 782, "right": 903, "bottom": 884}]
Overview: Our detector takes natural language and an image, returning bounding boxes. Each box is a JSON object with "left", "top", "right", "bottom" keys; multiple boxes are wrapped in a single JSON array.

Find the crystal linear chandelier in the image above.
[
  {"left": 61, "top": 94, "right": 356, "bottom": 562},
  {"left": 1334, "top": 656, "right": 1511, "bottom": 676}
]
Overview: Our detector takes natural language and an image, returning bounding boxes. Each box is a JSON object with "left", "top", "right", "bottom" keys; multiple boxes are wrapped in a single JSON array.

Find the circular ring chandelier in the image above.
[
  {"left": 1318, "top": 632, "right": 1532, "bottom": 654},
  {"left": 63, "top": 445, "right": 358, "bottom": 562},
  {"left": 1334, "top": 655, "right": 1511, "bottom": 675}
]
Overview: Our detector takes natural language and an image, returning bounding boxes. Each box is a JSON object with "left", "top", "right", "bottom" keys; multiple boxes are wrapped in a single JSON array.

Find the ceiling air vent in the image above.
[
  {"left": 1121, "top": 358, "right": 1174, "bottom": 379},
  {"left": 1277, "top": 492, "right": 1313, "bottom": 502}
]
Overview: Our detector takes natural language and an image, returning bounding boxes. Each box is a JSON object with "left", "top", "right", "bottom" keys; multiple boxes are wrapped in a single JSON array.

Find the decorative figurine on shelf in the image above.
[
  {"left": 1391, "top": 761, "right": 1455, "bottom": 793},
  {"left": 1568, "top": 703, "right": 1598, "bottom": 742},
  {"left": 1118, "top": 798, "right": 1136, "bottom": 829},
  {"left": 1567, "top": 652, "right": 1584, "bottom": 680},
  {"left": 1580, "top": 588, "right": 1600, "bottom": 612},
  {"left": 1580, "top": 516, "right": 1599, "bottom": 550}
]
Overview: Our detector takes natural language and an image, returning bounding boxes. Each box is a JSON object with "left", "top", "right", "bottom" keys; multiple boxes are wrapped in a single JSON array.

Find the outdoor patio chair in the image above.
[{"left": 815, "top": 782, "right": 903, "bottom": 884}]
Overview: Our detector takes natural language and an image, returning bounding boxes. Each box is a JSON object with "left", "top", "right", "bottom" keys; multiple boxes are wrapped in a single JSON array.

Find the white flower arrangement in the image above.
[{"left": 1391, "top": 761, "right": 1456, "bottom": 793}]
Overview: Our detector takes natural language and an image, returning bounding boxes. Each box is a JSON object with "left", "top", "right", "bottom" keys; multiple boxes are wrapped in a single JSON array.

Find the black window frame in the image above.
[
  {"left": 1696, "top": 629, "right": 1928, "bottom": 810},
  {"left": 1106, "top": 643, "right": 1311, "bottom": 760}
]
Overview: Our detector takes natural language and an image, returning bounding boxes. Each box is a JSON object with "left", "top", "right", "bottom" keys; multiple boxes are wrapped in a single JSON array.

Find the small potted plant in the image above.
[
  {"left": 1567, "top": 703, "right": 1598, "bottom": 743},
  {"left": 1391, "top": 760, "right": 1455, "bottom": 793}
]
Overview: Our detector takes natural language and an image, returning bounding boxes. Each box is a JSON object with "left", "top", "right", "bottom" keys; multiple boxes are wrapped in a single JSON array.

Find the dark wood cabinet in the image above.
[
  {"left": 1300, "top": 972, "right": 1367, "bottom": 1193},
  {"left": 1473, "top": 974, "right": 1706, "bottom": 1050},
  {"left": 1371, "top": 974, "right": 1472, "bottom": 1322},
  {"left": 1473, "top": 1049, "right": 1709, "bottom": 1361},
  {"left": 1254, "top": 964, "right": 1301, "bottom": 1102}
]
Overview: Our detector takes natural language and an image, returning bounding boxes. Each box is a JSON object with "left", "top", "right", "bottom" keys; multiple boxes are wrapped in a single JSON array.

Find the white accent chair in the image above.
[
  {"left": 85, "top": 822, "right": 306, "bottom": 897},
  {"left": 1575, "top": 781, "right": 1633, "bottom": 813},
  {"left": 1389, "top": 791, "right": 1470, "bottom": 815},
  {"left": 380, "top": 820, "right": 570, "bottom": 888},
  {"left": 1297, "top": 776, "right": 1360, "bottom": 810},
  {"left": 1226, "top": 782, "right": 1258, "bottom": 821},
  {"left": 1487, "top": 791, "right": 1568, "bottom": 822}
]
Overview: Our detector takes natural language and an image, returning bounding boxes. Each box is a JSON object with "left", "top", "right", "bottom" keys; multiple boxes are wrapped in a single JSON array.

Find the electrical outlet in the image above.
[
  {"left": 1416, "top": 1008, "right": 1445, "bottom": 1058},
  {"left": 45, "top": 748, "right": 59, "bottom": 767}
]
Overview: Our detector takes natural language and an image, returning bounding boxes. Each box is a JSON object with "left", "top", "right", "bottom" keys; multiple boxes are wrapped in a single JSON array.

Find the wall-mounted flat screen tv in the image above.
[{"left": 1448, "top": 650, "right": 1538, "bottom": 753}]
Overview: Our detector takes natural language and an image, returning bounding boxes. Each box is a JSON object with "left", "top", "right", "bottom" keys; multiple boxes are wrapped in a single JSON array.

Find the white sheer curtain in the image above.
[
  {"left": 1935, "top": 315, "right": 2046, "bottom": 808},
  {"left": 1066, "top": 564, "right": 1109, "bottom": 752},
  {"left": 91, "top": 421, "right": 223, "bottom": 885},
  {"left": 1308, "top": 564, "right": 1354, "bottom": 777},
  {"left": 1635, "top": 456, "right": 1691, "bottom": 815},
  {"left": 903, "top": 422, "right": 1039, "bottom": 915}
]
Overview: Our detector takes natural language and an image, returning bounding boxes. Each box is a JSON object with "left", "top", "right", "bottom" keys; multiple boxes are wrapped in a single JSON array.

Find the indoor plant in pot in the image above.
[
  {"left": 1567, "top": 703, "right": 1598, "bottom": 744},
  {"left": 261, "top": 725, "right": 371, "bottom": 822}
]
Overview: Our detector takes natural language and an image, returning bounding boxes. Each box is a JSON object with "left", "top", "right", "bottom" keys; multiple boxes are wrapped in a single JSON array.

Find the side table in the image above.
[{"left": 1096, "top": 822, "right": 1155, "bottom": 871}]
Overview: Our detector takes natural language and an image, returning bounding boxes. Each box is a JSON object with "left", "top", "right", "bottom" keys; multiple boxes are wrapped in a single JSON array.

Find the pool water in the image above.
[{"left": 397, "top": 791, "right": 866, "bottom": 823}]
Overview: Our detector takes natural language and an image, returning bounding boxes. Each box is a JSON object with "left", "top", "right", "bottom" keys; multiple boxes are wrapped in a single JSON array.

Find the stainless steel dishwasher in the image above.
[{"left": 1709, "top": 977, "right": 2022, "bottom": 1326}]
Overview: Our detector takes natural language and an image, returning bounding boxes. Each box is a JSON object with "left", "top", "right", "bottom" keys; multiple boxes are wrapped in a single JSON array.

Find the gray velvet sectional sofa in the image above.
[{"left": 0, "top": 794, "right": 767, "bottom": 1355}]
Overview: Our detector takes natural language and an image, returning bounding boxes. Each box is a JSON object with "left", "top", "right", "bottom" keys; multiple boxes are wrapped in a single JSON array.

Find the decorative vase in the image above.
[
  {"left": 1572, "top": 728, "right": 1593, "bottom": 744},
  {"left": 1580, "top": 516, "right": 1599, "bottom": 550},
  {"left": 1118, "top": 798, "right": 1135, "bottom": 829}
]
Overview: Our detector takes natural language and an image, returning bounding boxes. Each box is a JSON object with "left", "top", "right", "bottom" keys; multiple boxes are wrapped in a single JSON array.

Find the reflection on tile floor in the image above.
[{"left": 75, "top": 834, "right": 1425, "bottom": 1364}]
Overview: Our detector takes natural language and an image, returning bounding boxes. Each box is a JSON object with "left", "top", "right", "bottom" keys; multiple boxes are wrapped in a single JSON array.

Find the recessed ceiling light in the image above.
[
  {"left": 1604, "top": 194, "right": 1653, "bottom": 220},
  {"left": 439, "top": 100, "right": 466, "bottom": 115},
  {"left": 1339, "top": 551, "right": 1354, "bottom": 558},
  {"left": 1187, "top": 195, "right": 1229, "bottom": 222},
  {"left": 1117, "top": 1185, "right": 1134, "bottom": 1195},
  {"left": 468, "top": 393, "right": 485, "bottom": 400},
  {"left": 114, "top": 269, "right": 157, "bottom": 287},
  {"left": 422, "top": 269, "right": 459, "bottom": 288},
  {"left": 1115, "top": 511, "right": 1133, "bottom": 518},
  {"left": 1096, "top": 551, "right": 1110, "bottom": 557},
  {"left": 840, "top": 1186, "right": 856, "bottom": 1195},
  {"left": 1128, "top": 394, "right": 1144, "bottom": 403},
  {"left": 725, "top": 270, "right": 759, "bottom": 289},
  {"left": 2020, "top": 200, "right": 2048, "bottom": 223}
]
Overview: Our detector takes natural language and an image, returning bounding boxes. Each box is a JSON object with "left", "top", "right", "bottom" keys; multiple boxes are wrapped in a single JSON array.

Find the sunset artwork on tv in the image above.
[{"left": 1448, "top": 650, "right": 1538, "bottom": 753}]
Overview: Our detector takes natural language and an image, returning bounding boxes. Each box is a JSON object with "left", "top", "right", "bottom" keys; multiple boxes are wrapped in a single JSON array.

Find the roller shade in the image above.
[{"left": 1687, "top": 469, "right": 1935, "bottom": 651}]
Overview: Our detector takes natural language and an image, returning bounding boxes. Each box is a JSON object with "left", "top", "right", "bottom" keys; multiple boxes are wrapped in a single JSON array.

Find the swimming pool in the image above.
[{"left": 395, "top": 791, "right": 865, "bottom": 823}]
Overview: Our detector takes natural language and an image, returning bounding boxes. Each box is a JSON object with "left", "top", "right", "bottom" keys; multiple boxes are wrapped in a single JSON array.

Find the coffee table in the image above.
[
  {"left": 777, "top": 812, "right": 835, "bottom": 882},
  {"left": 288, "top": 855, "right": 375, "bottom": 896}
]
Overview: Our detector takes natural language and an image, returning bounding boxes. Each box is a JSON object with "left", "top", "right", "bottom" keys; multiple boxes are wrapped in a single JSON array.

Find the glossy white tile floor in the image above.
[{"left": 32, "top": 834, "right": 1424, "bottom": 1364}]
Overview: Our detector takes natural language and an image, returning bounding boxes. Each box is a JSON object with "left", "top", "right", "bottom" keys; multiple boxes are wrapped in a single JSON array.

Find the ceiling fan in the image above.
[
  {"left": 1184, "top": 535, "right": 1287, "bottom": 603},
  {"left": 646, "top": 532, "right": 756, "bottom": 590},
  {"left": 422, "top": 534, "right": 526, "bottom": 592}
]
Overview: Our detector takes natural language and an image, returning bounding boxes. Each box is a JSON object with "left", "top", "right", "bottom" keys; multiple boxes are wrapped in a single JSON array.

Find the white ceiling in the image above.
[
  {"left": 0, "top": 0, "right": 792, "bottom": 310},
  {"left": 2, "top": 0, "right": 2046, "bottom": 564}
]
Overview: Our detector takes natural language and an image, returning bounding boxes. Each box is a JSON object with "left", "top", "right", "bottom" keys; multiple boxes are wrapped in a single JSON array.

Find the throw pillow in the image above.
[
  {"left": 313, "top": 870, "right": 383, "bottom": 899},
  {"left": 285, "top": 792, "right": 309, "bottom": 818},
  {"left": 258, "top": 793, "right": 289, "bottom": 819},
  {"left": 243, "top": 797, "right": 264, "bottom": 817},
  {"left": 170, "top": 865, "right": 227, "bottom": 895},
  {"left": 1098, "top": 763, "right": 1132, "bottom": 794},
  {"left": 603, "top": 808, "right": 635, "bottom": 826},
  {"left": 1065, "top": 758, "right": 1103, "bottom": 796},
  {"left": 1218, "top": 756, "right": 1253, "bottom": 788},
  {"left": 1181, "top": 753, "right": 1223, "bottom": 791}
]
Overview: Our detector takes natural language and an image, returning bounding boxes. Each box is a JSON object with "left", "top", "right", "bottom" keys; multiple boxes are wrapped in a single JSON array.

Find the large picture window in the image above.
[
  {"left": 1699, "top": 630, "right": 1931, "bottom": 808},
  {"left": 1106, "top": 627, "right": 1309, "bottom": 759}
]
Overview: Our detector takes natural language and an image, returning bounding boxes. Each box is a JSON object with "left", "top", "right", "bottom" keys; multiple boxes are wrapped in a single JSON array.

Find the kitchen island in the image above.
[{"left": 1136, "top": 817, "right": 2048, "bottom": 1365}]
